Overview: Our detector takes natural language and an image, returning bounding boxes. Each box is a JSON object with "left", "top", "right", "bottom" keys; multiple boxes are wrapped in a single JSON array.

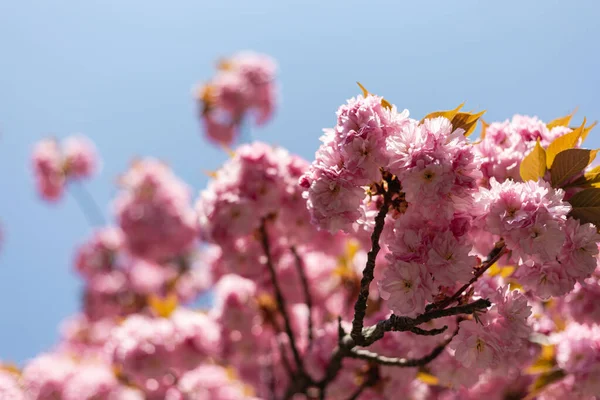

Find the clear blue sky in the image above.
[{"left": 1, "top": 0, "right": 600, "bottom": 364}]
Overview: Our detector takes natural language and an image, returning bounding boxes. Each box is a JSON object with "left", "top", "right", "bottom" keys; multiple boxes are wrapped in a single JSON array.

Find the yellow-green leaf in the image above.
[
  {"left": 520, "top": 140, "right": 547, "bottom": 182},
  {"left": 357, "top": 82, "right": 369, "bottom": 97},
  {"left": 580, "top": 121, "right": 598, "bottom": 143},
  {"left": 526, "top": 344, "right": 556, "bottom": 375},
  {"left": 480, "top": 119, "right": 489, "bottom": 140},
  {"left": 568, "top": 187, "right": 600, "bottom": 227},
  {"left": 546, "top": 118, "right": 587, "bottom": 168},
  {"left": 381, "top": 98, "right": 392, "bottom": 110},
  {"left": 550, "top": 149, "right": 598, "bottom": 188},
  {"left": 416, "top": 371, "right": 439, "bottom": 386},
  {"left": 547, "top": 108, "right": 577, "bottom": 130},
  {"left": 453, "top": 110, "right": 487, "bottom": 136},
  {"left": 148, "top": 293, "right": 178, "bottom": 318},
  {"left": 524, "top": 369, "right": 566, "bottom": 400},
  {"left": 422, "top": 103, "right": 465, "bottom": 122},
  {"left": 487, "top": 263, "right": 516, "bottom": 278},
  {"left": 564, "top": 165, "right": 600, "bottom": 188}
]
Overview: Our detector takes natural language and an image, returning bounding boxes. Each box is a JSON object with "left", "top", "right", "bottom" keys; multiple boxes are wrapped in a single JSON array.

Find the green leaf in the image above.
[
  {"left": 568, "top": 188, "right": 600, "bottom": 227},
  {"left": 547, "top": 108, "right": 577, "bottom": 130},
  {"left": 546, "top": 118, "right": 586, "bottom": 168},
  {"left": 550, "top": 149, "right": 598, "bottom": 187},
  {"left": 356, "top": 82, "right": 369, "bottom": 97},
  {"left": 520, "top": 140, "right": 547, "bottom": 182}
]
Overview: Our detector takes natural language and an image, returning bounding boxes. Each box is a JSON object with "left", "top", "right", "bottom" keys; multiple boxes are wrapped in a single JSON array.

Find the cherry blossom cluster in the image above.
[
  {"left": 32, "top": 135, "right": 98, "bottom": 201},
  {"left": 196, "top": 52, "right": 277, "bottom": 146},
  {"left": 15, "top": 55, "right": 600, "bottom": 399}
]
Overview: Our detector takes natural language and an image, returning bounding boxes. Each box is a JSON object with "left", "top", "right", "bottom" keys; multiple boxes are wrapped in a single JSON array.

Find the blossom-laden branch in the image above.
[
  {"left": 313, "top": 299, "right": 491, "bottom": 399},
  {"left": 259, "top": 220, "right": 306, "bottom": 376},
  {"left": 291, "top": 246, "right": 314, "bottom": 349},
  {"left": 351, "top": 191, "right": 391, "bottom": 345}
]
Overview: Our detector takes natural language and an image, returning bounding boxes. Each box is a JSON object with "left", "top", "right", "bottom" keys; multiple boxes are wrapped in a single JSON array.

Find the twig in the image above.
[
  {"left": 68, "top": 183, "right": 106, "bottom": 227},
  {"left": 259, "top": 220, "right": 306, "bottom": 376},
  {"left": 351, "top": 193, "right": 391, "bottom": 345},
  {"left": 347, "top": 331, "right": 456, "bottom": 367},
  {"left": 360, "top": 298, "right": 491, "bottom": 346},
  {"left": 291, "top": 246, "right": 314, "bottom": 349},
  {"left": 410, "top": 326, "right": 448, "bottom": 336}
]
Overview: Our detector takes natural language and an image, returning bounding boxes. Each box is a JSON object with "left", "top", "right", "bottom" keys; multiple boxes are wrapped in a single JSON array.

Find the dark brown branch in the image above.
[
  {"left": 259, "top": 221, "right": 306, "bottom": 376},
  {"left": 348, "top": 332, "right": 455, "bottom": 367},
  {"left": 291, "top": 246, "right": 314, "bottom": 349},
  {"left": 430, "top": 242, "right": 507, "bottom": 311},
  {"left": 361, "top": 298, "right": 491, "bottom": 346},
  {"left": 351, "top": 193, "right": 391, "bottom": 345},
  {"left": 410, "top": 325, "right": 448, "bottom": 336}
]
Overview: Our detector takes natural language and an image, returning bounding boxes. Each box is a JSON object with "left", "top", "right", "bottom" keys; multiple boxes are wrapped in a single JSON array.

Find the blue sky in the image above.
[{"left": 1, "top": 0, "right": 600, "bottom": 363}]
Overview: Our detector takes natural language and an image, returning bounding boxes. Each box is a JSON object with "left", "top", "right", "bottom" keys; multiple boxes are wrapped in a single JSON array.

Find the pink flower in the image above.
[
  {"left": 32, "top": 138, "right": 65, "bottom": 201},
  {"left": 170, "top": 364, "right": 253, "bottom": 400},
  {"left": 115, "top": 159, "right": 198, "bottom": 261},
  {"left": 559, "top": 218, "right": 600, "bottom": 280},
  {"left": 21, "top": 353, "right": 76, "bottom": 400},
  {"left": 0, "top": 370, "right": 24, "bottom": 400},
  {"left": 62, "top": 135, "right": 98, "bottom": 179},
  {"left": 450, "top": 320, "right": 500, "bottom": 369},
  {"left": 106, "top": 315, "right": 178, "bottom": 397},
  {"left": 427, "top": 230, "right": 476, "bottom": 287},
  {"left": 74, "top": 227, "right": 124, "bottom": 281},
  {"left": 62, "top": 363, "right": 119, "bottom": 400},
  {"left": 515, "top": 259, "right": 576, "bottom": 299},
  {"left": 378, "top": 259, "right": 434, "bottom": 317},
  {"left": 302, "top": 168, "right": 365, "bottom": 233}
]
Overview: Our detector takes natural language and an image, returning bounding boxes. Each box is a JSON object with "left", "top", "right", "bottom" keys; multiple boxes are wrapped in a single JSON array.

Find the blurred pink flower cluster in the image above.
[
  {"left": 13, "top": 55, "right": 600, "bottom": 399},
  {"left": 31, "top": 136, "right": 98, "bottom": 201},
  {"left": 196, "top": 51, "right": 277, "bottom": 146}
]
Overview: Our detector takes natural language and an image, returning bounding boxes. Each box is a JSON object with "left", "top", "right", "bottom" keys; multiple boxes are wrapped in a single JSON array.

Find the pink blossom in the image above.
[
  {"left": 559, "top": 218, "right": 600, "bottom": 280},
  {"left": 74, "top": 227, "right": 124, "bottom": 281},
  {"left": 115, "top": 159, "right": 198, "bottom": 261},
  {"left": 515, "top": 259, "right": 576, "bottom": 299},
  {"left": 21, "top": 353, "right": 76, "bottom": 400},
  {"left": 301, "top": 168, "right": 365, "bottom": 233},
  {"left": 32, "top": 138, "right": 65, "bottom": 201},
  {"left": 62, "top": 135, "right": 98, "bottom": 179},
  {"left": 62, "top": 363, "right": 119, "bottom": 400},
  {"left": 427, "top": 230, "right": 476, "bottom": 287},
  {"left": 449, "top": 320, "right": 501, "bottom": 369},
  {"left": 170, "top": 364, "right": 254, "bottom": 400},
  {"left": 378, "top": 259, "right": 434, "bottom": 316},
  {"left": 0, "top": 370, "right": 24, "bottom": 400}
]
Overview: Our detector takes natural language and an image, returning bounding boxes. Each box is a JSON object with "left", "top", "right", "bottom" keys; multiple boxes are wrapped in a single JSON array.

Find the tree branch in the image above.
[
  {"left": 291, "top": 246, "right": 314, "bottom": 349},
  {"left": 410, "top": 325, "right": 448, "bottom": 336},
  {"left": 351, "top": 193, "right": 391, "bottom": 345},
  {"left": 347, "top": 331, "right": 455, "bottom": 367},
  {"left": 259, "top": 220, "right": 306, "bottom": 376},
  {"left": 360, "top": 298, "right": 491, "bottom": 346}
]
